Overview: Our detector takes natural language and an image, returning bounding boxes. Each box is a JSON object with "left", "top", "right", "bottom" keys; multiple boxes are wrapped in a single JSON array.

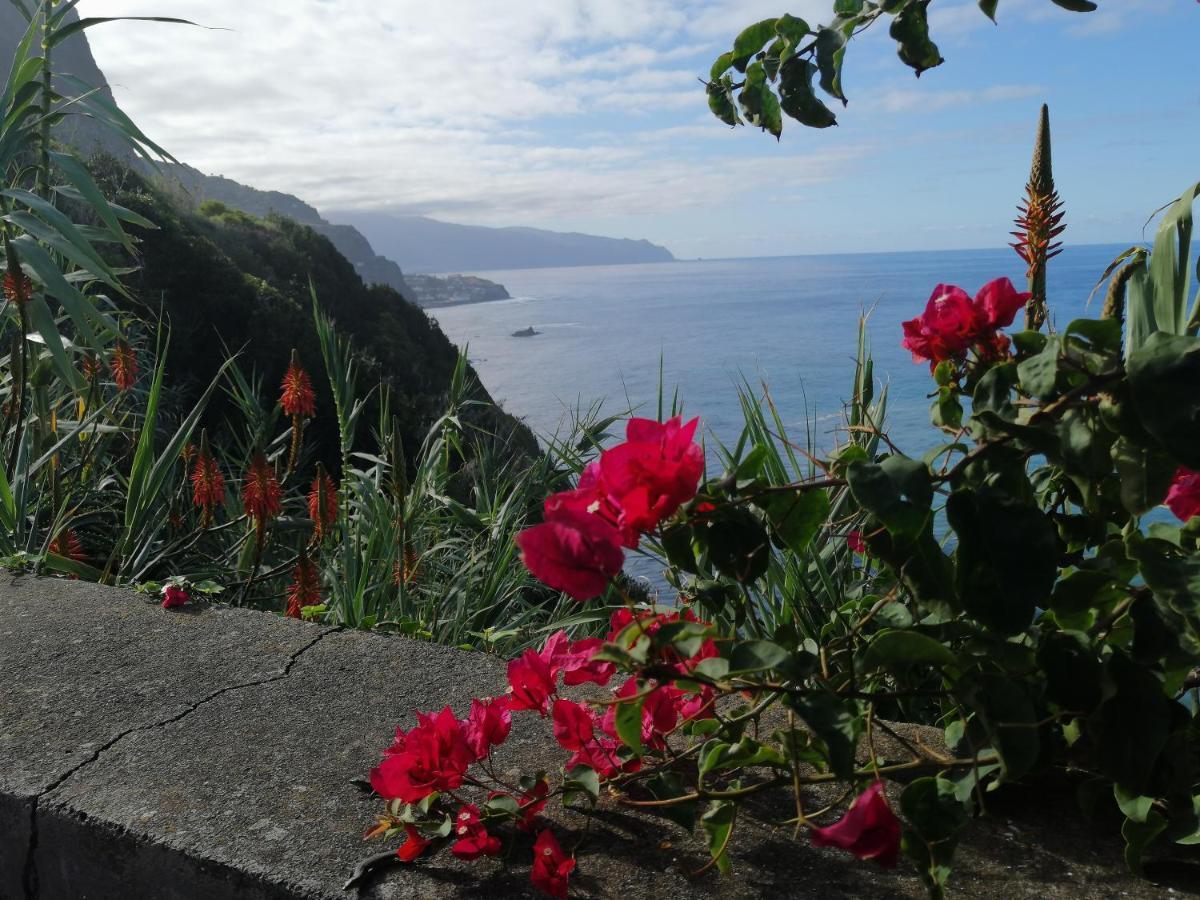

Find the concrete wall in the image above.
[{"left": 0, "top": 575, "right": 1175, "bottom": 899}]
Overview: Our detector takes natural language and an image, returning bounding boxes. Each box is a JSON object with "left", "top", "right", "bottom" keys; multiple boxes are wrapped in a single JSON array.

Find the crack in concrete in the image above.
[{"left": 20, "top": 626, "right": 340, "bottom": 900}]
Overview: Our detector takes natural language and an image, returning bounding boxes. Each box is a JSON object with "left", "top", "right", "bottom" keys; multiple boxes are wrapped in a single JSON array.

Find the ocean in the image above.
[{"left": 430, "top": 244, "right": 1128, "bottom": 459}]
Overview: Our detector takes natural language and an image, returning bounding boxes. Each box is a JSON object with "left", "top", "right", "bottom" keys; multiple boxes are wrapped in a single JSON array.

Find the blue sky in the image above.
[{"left": 85, "top": 0, "right": 1198, "bottom": 258}]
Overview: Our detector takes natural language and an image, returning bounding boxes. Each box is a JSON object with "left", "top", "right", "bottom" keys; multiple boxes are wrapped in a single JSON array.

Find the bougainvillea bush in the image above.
[
  {"left": 358, "top": 217, "right": 1200, "bottom": 897},
  {"left": 355, "top": 84, "right": 1200, "bottom": 895}
]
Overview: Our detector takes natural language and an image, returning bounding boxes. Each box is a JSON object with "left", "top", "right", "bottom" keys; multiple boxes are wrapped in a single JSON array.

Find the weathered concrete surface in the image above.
[{"left": 1, "top": 574, "right": 1196, "bottom": 899}]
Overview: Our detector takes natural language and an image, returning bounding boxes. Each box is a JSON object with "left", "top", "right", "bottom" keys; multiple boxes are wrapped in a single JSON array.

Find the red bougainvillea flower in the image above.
[
  {"left": 902, "top": 279, "right": 1031, "bottom": 367},
  {"left": 1166, "top": 467, "right": 1200, "bottom": 522},
  {"left": 279, "top": 351, "right": 316, "bottom": 418},
  {"left": 516, "top": 507, "right": 625, "bottom": 602},
  {"left": 567, "top": 734, "right": 633, "bottom": 780},
  {"left": 450, "top": 805, "right": 501, "bottom": 861},
  {"left": 191, "top": 445, "right": 225, "bottom": 526},
  {"left": 463, "top": 695, "right": 512, "bottom": 759},
  {"left": 847, "top": 531, "right": 867, "bottom": 555},
  {"left": 395, "top": 825, "right": 431, "bottom": 863},
  {"left": 552, "top": 698, "right": 596, "bottom": 752},
  {"left": 370, "top": 707, "right": 476, "bottom": 803},
  {"left": 971, "top": 277, "right": 1028, "bottom": 331},
  {"left": 809, "top": 781, "right": 901, "bottom": 868},
  {"left": 901, "top": 284, "right": 978, "bottom": 364},
  {"left": 530, "top": 829, "right": 575, "bottom": 899},
  {"left": 2, "top": 267, "right": 32, "bottom": 304},
  {"left": 161, "top": 584, "right": 190, "bottom": 609},
  {"left": 308, "top": 467, "right": 338, "bottom": 539},
  {"left": 286, "top": 551, "right": 321, "bottom": 619},
  {"left": 600, "top": 678, "right": 681, "bottom": 751},
  {"left": 242, "top": 454, "right": 282, "bottom": 524},
  {"left": 507, "top": 648, "right": 558, "bottom": 714},
  {"left": 599, "top": 416, "right": 704, "bottom": 535},
  {"left": 557, "top": 637, "right": 617, "bottom": 687},
  {"left": 111, "top": 340, "right": 138, "bottom": 392},
  {"left": 543, "top": 462, "right": 639, "bottom": 549}
]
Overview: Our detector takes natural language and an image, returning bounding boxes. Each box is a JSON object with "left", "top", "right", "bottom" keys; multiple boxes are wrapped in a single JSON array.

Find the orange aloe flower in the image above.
[
  {"left": 242, "top": 454, "right": 282, "bottom": 525},
  {"left": 49, "top": 528, "right": 85, "bottom": 579},
  {"left": 191, "top": 437, "right": 226, "bottom": 527},
  {"left": 286, "top": 550, "right": 321, "bottom": 619},
  {"left": 3, "top": 268, "right": 32, "bottom": 305},
  {"left": 81, "top": 352, "right": 102, "bottom": 383},
  {"left": 280, "top": 350, "right": 316, "bottom": 418},
  {"left": 308, "top": 466, "right": 338, "bottom": 540},
  {"left": 49, "top": 528, "right": 85, "bottom": 562},
  {"left": 112, "top": 340, "right": 138, "bottom": 392}
]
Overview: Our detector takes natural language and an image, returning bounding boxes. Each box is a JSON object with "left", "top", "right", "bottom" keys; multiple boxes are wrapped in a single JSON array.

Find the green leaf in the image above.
[
  {"left": 737, "top": 68, "right": 783, "bottom": 138},
  {"left": 614, "top": 689, "right": 645, "bottom": 756},
  {"left": 709, "top": 51, "right": 733, "bottom": 80},
  {"left": 863, "top": 629, "right": 956, "bottom": 671},
  {"left": 563, "top": 766, "right": 600, "bottom": 806},
  {"left": 48, "top": 16, "right": 205, "bottom": 49},
  {"left": 731, "top": 18, "right": 779, "bottom": 70},
  {"left": 846, "top": 456, "right": 932, "bottom": 540},
  {"left": 645, "top": 771, "right": 698, "bottom": 830},
  {"left": 706, "top": 507, "right": 770, "bottom": 582},
  {"left": 783, "top": 691, "right": 861, "bottom": 778},
  {"left": 1088, "top": 652, "right": 1172, "bottom": 795},
  {"left": 706, "top": 81, "right": 740, "bottom": 127},
  {"left": 978, "top": 0, "right": 1000, "bottom": 22},
  {"left": 774, "top": 13, "right": 810, "bottom": 49},
  {"left": 12, "top": 234, "right": 113, "bottom": 350},
  {"left": 777, "top": 58, "right": 837, "bottom": 129},
  {"left": 814, "top": 27, "right": 848, "bottom": 103},
  {"left": 757, "top": 488, "right": 828, "bottom": 555},
  {"left": 1113, "top": 785, "right": 1155, "bottom": 824},
  {"left": 889, "top": 0, "right": 944, "bottom": 76},
  {"left": 1122, "top": 810, "right": 1166, "bottom": 875},
  {"left": 42, "top": 551, "right": 102, "bottom": 582},
  {"left": 1049, "top": 0, "right": 1098, "bottom": 11},
  {"left": 1036, "top": 633, "right": 1102, "bottom": 710},
  {"left": 1016, "top": 338, "right": 1060, "bottom": 399},
  {"left": 947, "top": 490, "right": 1057, "bottom": 635},
  {"left": 1112, "top": 438, "right": 1176, "bottom": 515},
  {"left": 901, "top": 778, "right": 968, "bottom": 898},
  {"left": 727, "top": 639, "right": 789, "bottom": 674},
  {"left": 23, "top": 294, "right": 83, "bottom": 391},
  {"left": 1127, "top": 333, "right": 1200, "bottom": 469},
  {"left": 966, "top": 673, "right": 1040, "bottom": 781},
  {"left": 700, "top": 800, "right": 736, "bottom": 873}
]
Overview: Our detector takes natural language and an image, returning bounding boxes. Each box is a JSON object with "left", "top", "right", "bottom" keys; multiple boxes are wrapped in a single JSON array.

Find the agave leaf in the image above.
[
  {"left": 5, "top": 0, "right": 34, "bottom": 23},
  {"left": 48, "top": 16, "right": 206, "bottom": 49},
  {"left": 11, "top": 234, "right": 114, "bottom": 347},
  {"left": 3, "top": 189, "right": 124, "bottom": 288},
  {"left": 22, "top": 293, "right": 83, "bottom": 390},
  {"left": 48, "top": 150, "right": 140, "bottom": 250},
  {"left": 53, "top": 185, "right": 156, "bottom": 229}
]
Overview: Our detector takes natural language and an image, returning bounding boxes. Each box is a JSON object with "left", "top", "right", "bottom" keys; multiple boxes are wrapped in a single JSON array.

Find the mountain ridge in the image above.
[{"left": 327, "top": 211, "right": 676, "bottom": 273}]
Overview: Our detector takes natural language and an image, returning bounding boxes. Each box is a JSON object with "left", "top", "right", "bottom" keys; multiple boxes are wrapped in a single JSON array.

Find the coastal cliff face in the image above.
[{"left": 404, "top": 274, "right": 511, "bottom": 307}]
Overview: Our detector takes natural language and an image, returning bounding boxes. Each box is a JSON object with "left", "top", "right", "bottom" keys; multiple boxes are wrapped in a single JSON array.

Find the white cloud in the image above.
[
  {"left": 84, "top": 0, "right": 825, "bottom": 223},
  {"left": 866, "top": 83, "right": 1045, "bottom": 114}
]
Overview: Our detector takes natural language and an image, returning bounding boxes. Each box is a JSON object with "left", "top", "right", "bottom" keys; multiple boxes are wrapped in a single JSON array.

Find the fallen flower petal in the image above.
[{"left": 810, "top": 781, "right": 901, "bottom": 868}]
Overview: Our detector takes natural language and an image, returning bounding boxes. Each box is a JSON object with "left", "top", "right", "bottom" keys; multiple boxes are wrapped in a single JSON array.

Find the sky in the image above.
[{"left": 79, "top": 0, "right": 1199, "bottom": 259}]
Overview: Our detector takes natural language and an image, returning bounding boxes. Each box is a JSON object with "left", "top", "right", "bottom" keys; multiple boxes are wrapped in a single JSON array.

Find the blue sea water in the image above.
[{"left": 430, "top": 245, "right": 1127, "bottom": 458}]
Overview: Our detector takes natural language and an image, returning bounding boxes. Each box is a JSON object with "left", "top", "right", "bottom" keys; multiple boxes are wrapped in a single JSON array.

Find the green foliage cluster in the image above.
[{"left": 706, "top": 0, "right": 1099, "bottom": 138}]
